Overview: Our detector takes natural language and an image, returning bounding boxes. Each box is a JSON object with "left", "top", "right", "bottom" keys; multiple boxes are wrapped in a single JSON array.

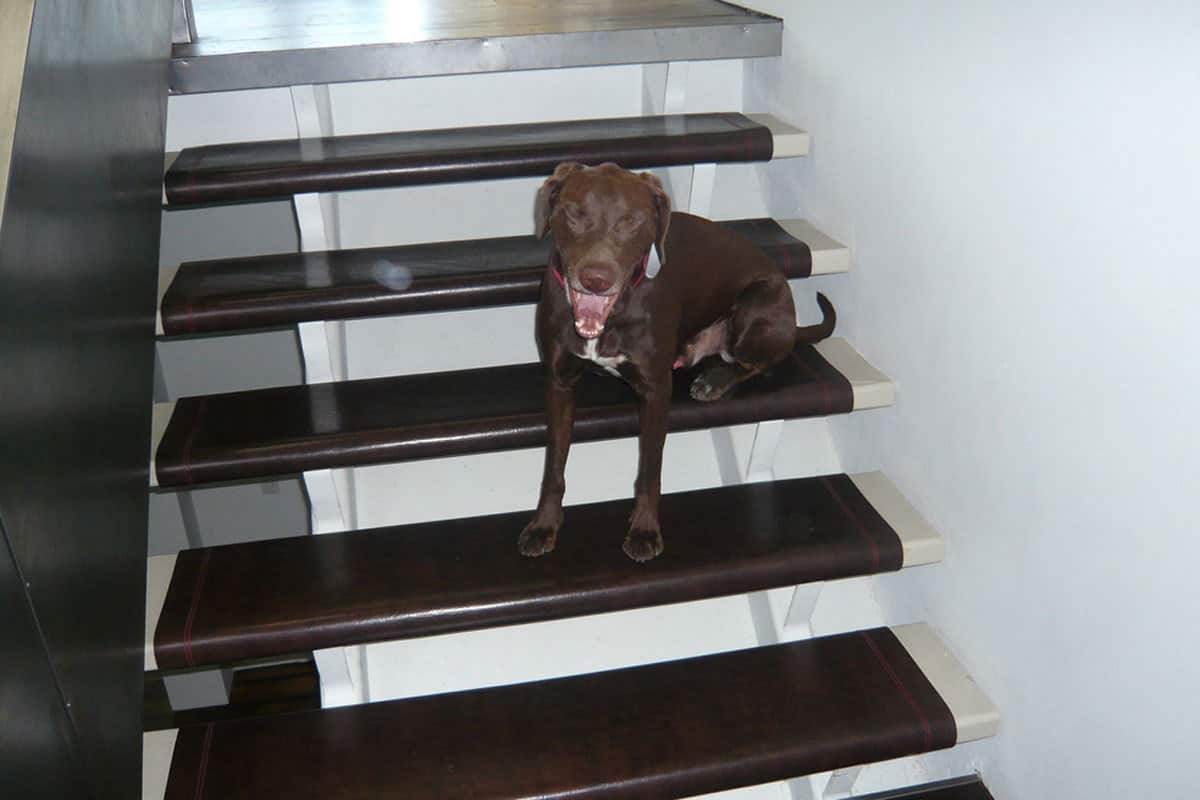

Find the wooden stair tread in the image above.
[
  {"left": 145, "top": 472, "right": 942, "bottom": 672},
  {"left": 162, "top": 112, "right": 803, "bottom": 206},
  {"left": 143, "top": 624, "right": 996, "bottom": 799},
  {"left": 149, "top": 338, "right": 891, "bottom": 488},
  {"left": 172, "top": 0, "right": 782, "bottom": 93},
  {"left": 157, "top": 218, "right": 847, "bottom": 336},
  {"left": 855, "top": 776, "right": 995, "bottom": 800}
]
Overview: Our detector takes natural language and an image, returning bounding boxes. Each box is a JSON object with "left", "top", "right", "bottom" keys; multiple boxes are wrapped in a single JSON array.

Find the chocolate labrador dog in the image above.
[{"left": 520, "top": 162, "right": 835, "bottom": 562}]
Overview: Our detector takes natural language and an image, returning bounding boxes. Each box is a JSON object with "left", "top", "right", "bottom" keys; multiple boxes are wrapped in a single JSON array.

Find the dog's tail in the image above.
[{"left": 795, "top": 292, "right": 837, "bottom": 344}]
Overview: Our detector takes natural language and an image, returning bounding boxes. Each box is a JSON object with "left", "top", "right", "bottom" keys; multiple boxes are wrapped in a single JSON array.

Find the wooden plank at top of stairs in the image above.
[
  {"left": 141, "top": 625, "right": 996, "bottom": 800},
  {"left": 144, "top": 471, "right": 942, "bottom": 672},
  {"left": 149, "top": 337, "right": 889, "bottom": 488},
  {"left": 156, "top": 217, "right": 847, "bottom": 336},
  {"left": 171, "top": 0, "right": 782, "bottom": 93},
  {"left": 162, "top": 112, "right": 802, "bottom": 206}
]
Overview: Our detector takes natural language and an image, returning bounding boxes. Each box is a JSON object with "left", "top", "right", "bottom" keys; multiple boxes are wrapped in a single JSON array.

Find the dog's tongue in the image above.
[{"left": 570, "top": 289, "right": 617, "bottom": 339}]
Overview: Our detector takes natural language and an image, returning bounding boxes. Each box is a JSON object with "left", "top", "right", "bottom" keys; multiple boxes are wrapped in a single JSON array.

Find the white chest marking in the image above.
[{"left": 581, "top": 338, "right": 627, "bottom": 377}]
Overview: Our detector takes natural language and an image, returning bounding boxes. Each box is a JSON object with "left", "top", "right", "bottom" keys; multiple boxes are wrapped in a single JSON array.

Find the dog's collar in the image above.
[{"left": 550, "top": 250, "right": 650, "bottom": 290}]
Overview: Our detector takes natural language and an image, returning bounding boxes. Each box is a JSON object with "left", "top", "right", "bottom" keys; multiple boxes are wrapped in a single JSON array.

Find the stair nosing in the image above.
[{"left": 893, "top": 623, "right": 1000, "bottom": 743}]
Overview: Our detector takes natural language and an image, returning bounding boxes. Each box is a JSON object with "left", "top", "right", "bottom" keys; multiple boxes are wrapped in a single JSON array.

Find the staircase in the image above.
[{"left": 144, "top": 2, "right": 998, "bottom": 798}]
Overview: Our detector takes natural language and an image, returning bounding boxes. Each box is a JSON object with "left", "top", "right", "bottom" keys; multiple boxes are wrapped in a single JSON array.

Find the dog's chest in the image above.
[{"left": 575, "top": 338, "right": 628, "bottom": 377}]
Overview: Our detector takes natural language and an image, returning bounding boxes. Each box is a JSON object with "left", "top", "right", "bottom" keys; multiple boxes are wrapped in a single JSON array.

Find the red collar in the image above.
[{"left": 551, "top": 251, "right": 649, "bottom": 290}]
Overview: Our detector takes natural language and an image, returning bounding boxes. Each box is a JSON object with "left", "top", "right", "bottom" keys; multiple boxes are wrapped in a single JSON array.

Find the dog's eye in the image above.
[
  {"left": 616, "top": 213, "right": 641, "bottom": 232},
  {"left": 562, "top": 204, "right": 586, "bottom": 227}
]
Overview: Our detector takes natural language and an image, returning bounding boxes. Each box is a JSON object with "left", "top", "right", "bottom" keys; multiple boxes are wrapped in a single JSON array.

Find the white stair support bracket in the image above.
[
  {"left": 302, "top": 468, "right": 354, "bottom": 535},
  {"left": 743, "top": 418, "right": 784, "bottom": 483},
  {"left": 686, "top": 162, "right": 717, "bottom": 218},
  {"left": 787, "top": 765, "right": 862, "bottom": 800},
  {"left": 314, "top": 644, "right": 369, "bottom": 709},
  {"left": 781, "top": 582, "right": 824, "bottom": 640},
  {"left": 821, "top": 766, "right": 863, "bottom": 799},
  {"left": 171, "top": 0, "right": 196, "bottom": 45},
  {"left": 711, "top": 419, "right": 785, "bottom": 488},
  {"left": 290, "top": 83, "right": 366, "bottom": 708},
  {"left": 641, "top": 61, "right": 694, "bottom": 209}
]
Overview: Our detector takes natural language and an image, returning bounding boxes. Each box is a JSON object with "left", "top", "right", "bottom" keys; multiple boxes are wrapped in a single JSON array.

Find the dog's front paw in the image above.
[
  {"left": 623, "top": 526, "right": 664, "bottom": 562},
  {"left": 518, "top": 522, "right": 558, "bottom": 557}
]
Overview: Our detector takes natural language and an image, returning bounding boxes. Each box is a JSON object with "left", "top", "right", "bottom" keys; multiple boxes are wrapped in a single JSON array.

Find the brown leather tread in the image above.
[
  {"left": 159, "top": 627, "right": 956, "bottom": 799},
  {"left": 152, "top": 474, "right": 903, "bottom": 671},
  {"left": 153, "top": 341, "right": 853, "bottom": 487},
  {"left": 855, "top": 776, "right": 994, "bottom": 800},
  {"left": 144, "top": 659, "right": 320, "bottom": 732},
  {"left": 163, "top": 112, "right": 772, "bottom": 206},
  {"left": 159, "top": 218, "right": 813, "bottom": 336}
]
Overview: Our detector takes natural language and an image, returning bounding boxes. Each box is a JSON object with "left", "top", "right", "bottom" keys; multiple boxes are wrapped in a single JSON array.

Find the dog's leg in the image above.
[
  {"left": 625, "top": 375, "right": 672, "bottom": 562},
  {"left": 691, "top": 279, "right": 797, "bottom": 402},
  {"left": 518, "top": 369, "right": 580, "bottom": 556}
]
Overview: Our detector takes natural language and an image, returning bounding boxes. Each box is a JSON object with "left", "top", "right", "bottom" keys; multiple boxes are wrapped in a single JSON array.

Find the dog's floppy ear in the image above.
[
  {"left": 535, "top": 162, "right": 585, "bottom": 239},
  {"left": 638, "top": 171, "right": 672, "bottom": 267}
]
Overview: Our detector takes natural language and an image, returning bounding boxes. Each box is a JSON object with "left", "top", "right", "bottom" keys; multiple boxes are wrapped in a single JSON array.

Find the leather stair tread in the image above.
[
  {"left": 157, "top": 218, "right": 846, "bottom": 336},
  {"left": 854, "top": 776, "right": 995, "bottom": 800},
  {"left": 149, "top": 337, "right": 890, "bottom": 488},
  {"left": 145, "top": 472, "right": 942, "bottom": 671},
  {"left": 162, "top": 112, "right": 801, "bottom": 206},
  {"left": 143, "top": 624, "right": 997, "bottom": 799}
]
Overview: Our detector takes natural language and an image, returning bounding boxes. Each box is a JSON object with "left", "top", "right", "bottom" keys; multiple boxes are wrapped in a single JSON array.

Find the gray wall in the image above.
[{"left": 0, "top": 1, "right": 172, "bottom": 797}]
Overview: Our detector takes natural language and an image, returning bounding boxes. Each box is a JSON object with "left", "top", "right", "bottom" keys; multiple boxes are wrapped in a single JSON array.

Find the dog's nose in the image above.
[{"left": 579, "top": 267, "right": 614, "bottom": 294}]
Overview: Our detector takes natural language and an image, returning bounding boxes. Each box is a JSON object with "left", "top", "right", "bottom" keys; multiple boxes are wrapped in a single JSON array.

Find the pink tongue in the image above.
[{"left": 571, "top": 290, "right": 614, "bottom": 338}]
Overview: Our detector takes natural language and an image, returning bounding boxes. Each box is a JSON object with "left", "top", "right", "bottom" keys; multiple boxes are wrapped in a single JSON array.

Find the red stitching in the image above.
[
  {"left": 180, "top": 398, "right": 206, "bottom": 486},
  {"left": 861, "top": 630, "right": 933, "bottom": 750},
  {"left": 193, "top": 723, "right": 214, "bottom": 800},
  {"left": 182, "top": 550, "right": 211, "bottom": 668},
  {"left": 821, "top": 476, "right": 880, "bottom": 572}
]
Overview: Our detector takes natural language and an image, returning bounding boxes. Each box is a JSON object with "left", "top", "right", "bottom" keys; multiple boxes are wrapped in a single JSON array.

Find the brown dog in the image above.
[{"left": 519, "top": 162, "right": 835, "bottom": 562}]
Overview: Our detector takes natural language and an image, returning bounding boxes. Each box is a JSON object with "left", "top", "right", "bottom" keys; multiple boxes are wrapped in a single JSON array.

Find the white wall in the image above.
[{"left": 742, "top": 2, "right": 1200, "bottom": 797}]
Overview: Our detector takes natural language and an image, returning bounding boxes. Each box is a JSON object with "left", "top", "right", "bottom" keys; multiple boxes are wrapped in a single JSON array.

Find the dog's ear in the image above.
[
  {"left": 535, "top": 162, "right": 584, "bottom": 239},
  {"left": 638, "top": 172, "right": 672, "bottom": 267}
]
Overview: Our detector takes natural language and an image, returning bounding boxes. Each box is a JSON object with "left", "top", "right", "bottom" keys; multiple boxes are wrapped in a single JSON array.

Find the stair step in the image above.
[
  {"left": 855, "top": 776, "right": 995, "bottom": 800},
  {"left": 149, "top": 337, "right": 891, "bottom": 488},
  {"left": 145, "top": 472, "right": 941, "bottom": 672},
  {"left": 142, "top": 624, "right": 997, "bottom": 800},
  {"left": 162, "top": 112, "right": 806, "bottom": 207},
  {"left": 157, "top": 218, "right": 847, "bottom": 336},
  {"left": 171, "top": 0, "right": 782, "bottom": 94},
  {"left": 144, "top": 659, "right": 320, "bottom": 733}
]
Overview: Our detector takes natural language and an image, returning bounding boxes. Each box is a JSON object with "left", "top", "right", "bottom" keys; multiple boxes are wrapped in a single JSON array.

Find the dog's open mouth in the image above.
[{"left": 568, "top": 287, "right": 620, "bottom": 339}]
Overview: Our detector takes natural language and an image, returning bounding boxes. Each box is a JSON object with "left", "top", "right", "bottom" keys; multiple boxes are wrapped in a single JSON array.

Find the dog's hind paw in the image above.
[
  {"left": 622, "top": 527, "right": 664, "bottom": 562},
  {"left": 518, "top": 524, "right": 558, "bottom": 557},
  {"left": 690, "top": 367, "right": 735, "bottom": 402}
]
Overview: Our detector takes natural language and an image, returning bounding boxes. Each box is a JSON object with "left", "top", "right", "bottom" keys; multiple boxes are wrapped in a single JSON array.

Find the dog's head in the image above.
[{"left": 535, "top": 162, "right": 671, "bottom": 339}]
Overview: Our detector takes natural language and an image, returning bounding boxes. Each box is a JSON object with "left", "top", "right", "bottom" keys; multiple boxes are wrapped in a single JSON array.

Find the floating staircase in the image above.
[{"left": 145, "top": 2, "right": 998, "bottom": 797}]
